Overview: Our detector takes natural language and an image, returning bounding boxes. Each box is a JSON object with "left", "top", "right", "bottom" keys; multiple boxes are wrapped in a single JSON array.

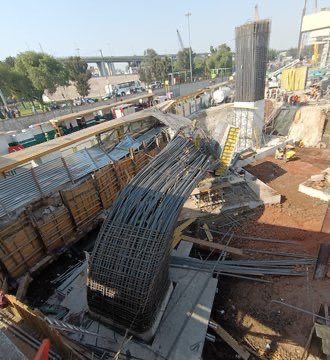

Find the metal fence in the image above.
[{"left": 0, "top": 127, "right": 163, "bottom": 219}]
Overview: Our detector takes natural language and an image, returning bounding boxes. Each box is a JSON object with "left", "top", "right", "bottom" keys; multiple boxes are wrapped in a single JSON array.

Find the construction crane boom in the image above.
[{"left": 177, "top": 29, "right": 185, "bottom": 50}]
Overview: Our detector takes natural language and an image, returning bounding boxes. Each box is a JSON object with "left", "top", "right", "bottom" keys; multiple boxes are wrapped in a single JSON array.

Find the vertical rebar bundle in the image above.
[
  {"left": 87, "top": 136, "right": 211, "bottom": 333},
  {"left": 235, "top": 20, "right": 270, "bottom": 102}
]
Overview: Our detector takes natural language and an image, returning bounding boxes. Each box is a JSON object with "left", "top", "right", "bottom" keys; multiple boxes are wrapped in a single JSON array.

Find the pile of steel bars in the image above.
[
  {"left": 87, "top": 135, "right": 212, "bottom": 333},
  {"left": 170, "top": 257, "right": 315, "bottom": 277}
]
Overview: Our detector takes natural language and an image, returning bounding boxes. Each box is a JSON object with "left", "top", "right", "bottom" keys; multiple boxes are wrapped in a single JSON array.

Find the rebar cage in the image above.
[{"left": 87, "top": 135, "right": 211, "bottom": 333}]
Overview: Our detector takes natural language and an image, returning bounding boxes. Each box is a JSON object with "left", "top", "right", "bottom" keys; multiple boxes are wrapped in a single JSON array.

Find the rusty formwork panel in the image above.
[
  {"left": 3, "top": 294, "right": 70, "bottom": 358},
  {"left": 0, "top": 213, "right": 45, "bottom": 278},
  {"left": 0, "top": 268, "right": 6, "bottom": 290},
  {"left": 132, "top": 150, "right": 149, "bottom": 173},
  {"left": 87, "top": 136, "right": 211, "bottom": 334},
  {"left": 147, "top": 147, "right": 161, "bottom": 158},
  {"left": 35, "top": 207, "right": 76, "bottom": 252},
  {"left": 93, "top": 163, "right": 120, "bottom": 210},
  {"left": 113, "top": 158, "right": 135, "bottom": 188},
  {"left": 61, "top": 179, "right": 102, "bottom": 227}
]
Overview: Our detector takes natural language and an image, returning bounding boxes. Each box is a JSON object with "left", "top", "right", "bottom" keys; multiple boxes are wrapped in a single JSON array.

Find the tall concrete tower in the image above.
[{"left": 233, "top": 20, "right": 270, "bottom": 149}]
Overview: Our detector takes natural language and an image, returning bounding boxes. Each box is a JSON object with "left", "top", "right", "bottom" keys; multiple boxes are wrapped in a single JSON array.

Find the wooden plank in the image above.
[
  {"left": 325, "top": 304, "right": 330, "bottom": 326},
  {"left": 16, "top": 273, "right": 32, "bottom": 301},
  {"left": 181, "top": 235, "right": 244, "bottom": 256},
  {"left": 203, "top": 224, "right": 213, "bottom": 242},
  {"left": 314, "top": 243, "right": 330, "bottom": 280},
  {"left": 0, "top": 100, "right": 159, "bottom": 173},
  {"left": 172, "top": 218, "right": 196, "bottom": 248},
  {"left": 210, "top": 318, "right": 250, "bottom": 360},
  {"left": 321, "top": 206, "right": 330, "bottom": 234}
]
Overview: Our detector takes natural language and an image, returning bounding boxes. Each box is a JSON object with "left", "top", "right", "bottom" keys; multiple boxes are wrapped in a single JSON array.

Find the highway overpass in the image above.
[{"left": 59, "top": 53, "right": 209, "bottom": 77}]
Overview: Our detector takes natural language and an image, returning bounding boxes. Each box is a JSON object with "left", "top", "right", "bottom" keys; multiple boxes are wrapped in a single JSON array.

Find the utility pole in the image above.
[
  {"left": 297, "top": 0, "right": 307, "bottom": 59},
  {"left": 185, "top": 12, "right": 193, "bottom": 82},
  {"left": 38, "top": 43, "right": 44, "bottom": 54}
]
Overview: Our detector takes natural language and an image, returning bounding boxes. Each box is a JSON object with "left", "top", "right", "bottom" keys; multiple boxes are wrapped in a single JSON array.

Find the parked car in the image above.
[
  {"left": 148, "top": 81, "right": 162, "bottom": 90},
  {"left": 50, "top": 102, "right": 60, "bottom": 110},
  {"left": 86, "top": 98, "right": 95, "bottom": 104},
  {"left": 102, "top": 94, "right": 113, "bottom": 101}
]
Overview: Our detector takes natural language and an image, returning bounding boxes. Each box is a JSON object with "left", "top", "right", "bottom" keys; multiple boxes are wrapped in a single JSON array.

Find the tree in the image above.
[
  {"left": 286, "top": 47, "right": 298, "bottom": 58},
  {"left": 139, "top": 49, "right": 165, "bottom": 84},
  {"left": 0, "top": 61, "right": 38, "bottom": 101},
  {"left": 64, "top": 56, "right": 92, "bottom": 96},
  {"left": 15, "top": 51, "right": 69, "bottom": 102},
  {"left": 4, "top": 56, "right": 16, "bottom": 68},
  {"left": 267, "top": 48, "right": 279, "bottom": 62},
  {"left": 174, "top": 48, "right": 195, "bottom": 74},
  {"left": 194, "top": 56, "right": 207, "bottom": 78},
  {"left": 206, "top": 44, "right": 232, "bottom": 71}
]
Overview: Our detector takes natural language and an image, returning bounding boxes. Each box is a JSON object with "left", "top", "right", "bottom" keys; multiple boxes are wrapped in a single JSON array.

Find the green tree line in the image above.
[
  {"left": 139, "top": 44, "right": 234, "bottom": 84},
  {"left": 0, "top": 52, "right": 91, "bottom": 106}
]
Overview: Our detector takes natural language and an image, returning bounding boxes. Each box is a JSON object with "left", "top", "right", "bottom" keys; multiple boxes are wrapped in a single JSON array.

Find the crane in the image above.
[
  {"left": 254, "top": 4, "right": 260, "bottom": 21},
  {"left": 176, "top": 29, "right": 185, "bottom": 51}
]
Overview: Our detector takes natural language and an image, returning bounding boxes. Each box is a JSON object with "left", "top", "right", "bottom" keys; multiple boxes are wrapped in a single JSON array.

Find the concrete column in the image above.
[
  {"left": 107, "top": 62, "right": 115, "bottom": 75},
  {"left": 96, "top": 61, "right": 109, "bottom": 77},
  {"left": 233, "top": 100, "right": 265, "bottom": 150}
]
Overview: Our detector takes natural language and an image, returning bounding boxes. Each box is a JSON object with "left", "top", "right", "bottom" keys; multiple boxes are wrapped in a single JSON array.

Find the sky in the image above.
[{"left": 1, "top": 0, "right": 329, "bottom": 59}]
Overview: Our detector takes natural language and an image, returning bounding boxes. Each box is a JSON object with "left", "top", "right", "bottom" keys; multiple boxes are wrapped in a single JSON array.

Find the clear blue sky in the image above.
[{"left": 1, "top": 0, "right": 329, "bottom": 59}]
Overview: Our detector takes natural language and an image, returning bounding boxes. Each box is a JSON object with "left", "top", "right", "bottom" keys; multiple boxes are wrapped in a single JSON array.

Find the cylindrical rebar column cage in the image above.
[
  {"left": 87, "top": 135, "right": 211, "bottom": 333},
  {"left": 235, "top": 20, "right": 270, "bottom": 102}
]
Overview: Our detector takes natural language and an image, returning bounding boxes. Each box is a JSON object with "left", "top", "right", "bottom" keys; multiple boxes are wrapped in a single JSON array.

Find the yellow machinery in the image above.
[
  {"left": 275, "top": 144, "right": 296, "bottom": 162},
  {"left": 312, "top": 43, "right": 319, "bottom": 64}
]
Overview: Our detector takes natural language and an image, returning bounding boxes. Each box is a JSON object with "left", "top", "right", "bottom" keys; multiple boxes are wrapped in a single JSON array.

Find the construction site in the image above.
[{"left": 0, "top": 6, "right": 330, "bottom": 360}]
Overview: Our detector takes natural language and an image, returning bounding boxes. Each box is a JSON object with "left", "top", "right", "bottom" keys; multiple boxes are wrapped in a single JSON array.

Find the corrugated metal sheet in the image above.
[
  {"left": 86, "top": 147, "right": 111, "bottom": 169},
  {"left": 0, "top": 127, "right": 164, "bottom": 218},
  {"left": 64, "top": 150, "right": 97, "bottom": 181},
  {"left": 34, "top": 157, "right": 71, "bottom": 193},
  {"left": 0, "top": 169, "right": 40, "bottom": 213},
  {"left": 136, "top": 127, "right": 163, "bottom": 144},
  {"left": 108, "top": 135, "right": 140, "bottom": 160}
]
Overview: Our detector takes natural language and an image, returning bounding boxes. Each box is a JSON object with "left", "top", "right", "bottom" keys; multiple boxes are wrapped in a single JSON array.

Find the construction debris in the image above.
[{"left": 209, "top": 318, "right": 250, "bottom": 360}]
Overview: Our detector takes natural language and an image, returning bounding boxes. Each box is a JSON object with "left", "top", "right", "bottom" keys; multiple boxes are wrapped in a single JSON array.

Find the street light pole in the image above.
[{"left": 185, "top": 12, "right": 192, "bottom": 82}]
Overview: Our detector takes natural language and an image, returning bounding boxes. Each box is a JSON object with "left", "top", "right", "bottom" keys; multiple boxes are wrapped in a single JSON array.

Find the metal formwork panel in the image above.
[
  {"left": 0, "top": 169, "right": 40, "bottom": 214},
  {"left": 64, "top": 149, "right": 97, "bottom": 181},
  {"left": 86, "top": 147, "right": 111, "bottom": 169},
  {"left": 34, "top": 157, "right": 70, "bottom": 193}
]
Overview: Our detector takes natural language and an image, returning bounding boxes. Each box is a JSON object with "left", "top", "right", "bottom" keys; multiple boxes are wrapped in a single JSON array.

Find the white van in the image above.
[{"left": 105, "top": 81, "right": 144, "bottom": 97}]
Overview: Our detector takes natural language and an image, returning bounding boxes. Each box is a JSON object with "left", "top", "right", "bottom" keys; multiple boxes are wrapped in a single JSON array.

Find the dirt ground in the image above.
[{"left": 203, "top": 148, "right": 330, "bottom": 360}]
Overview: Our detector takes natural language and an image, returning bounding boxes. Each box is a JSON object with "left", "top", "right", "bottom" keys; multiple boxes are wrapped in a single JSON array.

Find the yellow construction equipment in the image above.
[
  {"left": 275, "top": 144, "right": 296, "bottom": 162},
  {"left": 215, "top": 126, "right": 240, "bottom": 176}
]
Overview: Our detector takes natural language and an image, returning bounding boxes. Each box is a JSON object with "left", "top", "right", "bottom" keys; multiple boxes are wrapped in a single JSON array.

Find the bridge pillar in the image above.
[
  {"left": 96, "top": 61, "right": 109, "bottom": 77},
  {"left": 106, "top": 62, "right": 115, "bottom": 76}
]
